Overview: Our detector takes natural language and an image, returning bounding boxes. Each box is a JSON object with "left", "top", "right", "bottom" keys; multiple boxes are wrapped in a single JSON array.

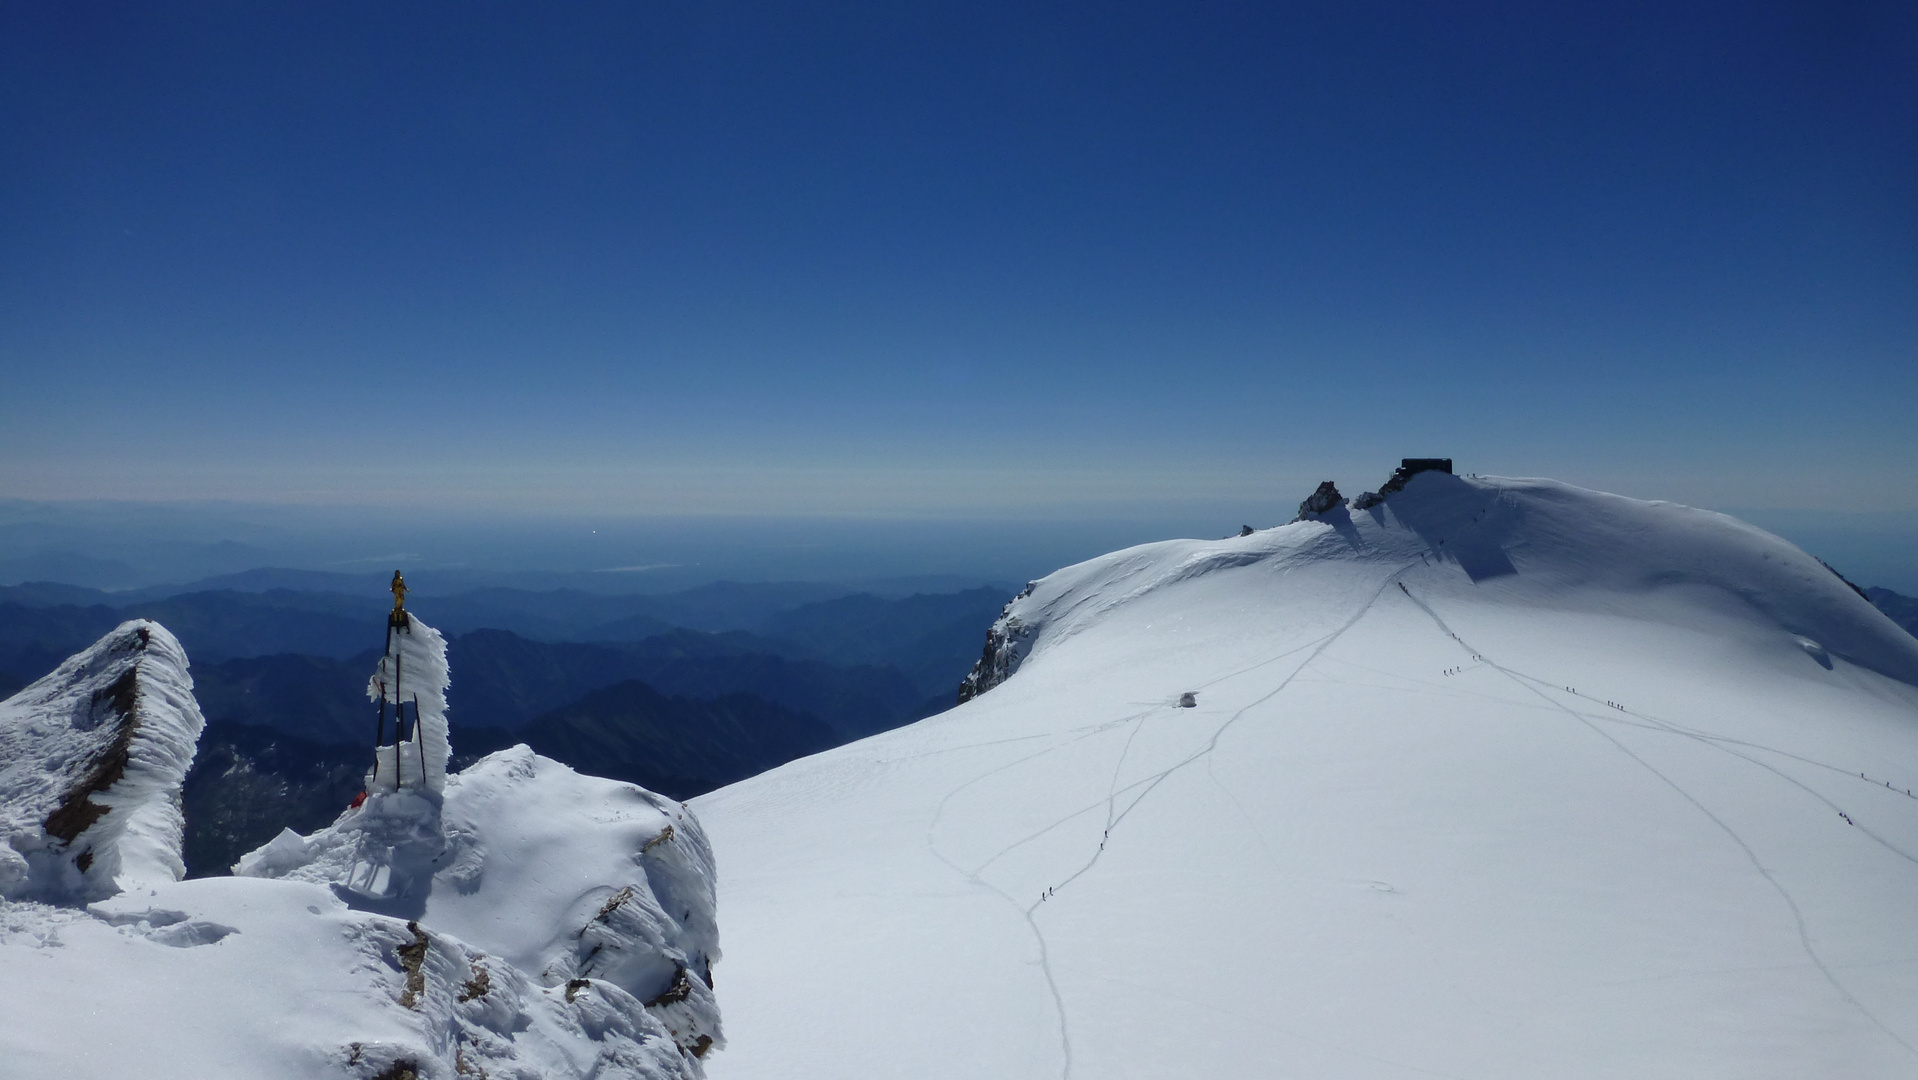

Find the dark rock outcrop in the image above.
[
  {"left": 1294, "top": 481, "right": 1345, "bottom": 521},
  {"left": 0, "top": 620, "right": 205, "bottom": 901},
  {"left": 1353, "top": 458, "right": 1453, "bottom": 510},
  {"left": 957, "top": 583, "right": 1037, "bottom": 703}
]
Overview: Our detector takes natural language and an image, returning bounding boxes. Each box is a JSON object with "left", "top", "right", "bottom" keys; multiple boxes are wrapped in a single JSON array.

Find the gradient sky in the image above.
[{"left": 2, "top": 1, "right": 1914, "bottom": 519}]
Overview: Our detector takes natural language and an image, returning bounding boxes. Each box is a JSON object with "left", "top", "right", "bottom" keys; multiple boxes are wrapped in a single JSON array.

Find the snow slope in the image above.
[
  {"left": 0, "top": 619, "right": 204, "bottom": 901},
  {"left": 695, "top": 471, "right": 1918, "bottom": 1080}
]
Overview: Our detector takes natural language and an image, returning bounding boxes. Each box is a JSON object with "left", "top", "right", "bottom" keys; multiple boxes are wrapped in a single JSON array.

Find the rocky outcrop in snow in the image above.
[
  {"left": 956, "top": 583, "right": 1036, "bottom": 703},
  {"left": 237, "top": 745, "right": 724, "bottom": 1073},
  {"left": 0, "top": 620, "right": 204, "bottom": 902},
  {"left": 1, "top": 615, "right": 725, "bottom": 1079},
  {"left": 1352, "top": 456, "right": 1453, "bottom": 510},
  {"left": 1292, "top": 480, "right": 1345, "bottom": 520}
]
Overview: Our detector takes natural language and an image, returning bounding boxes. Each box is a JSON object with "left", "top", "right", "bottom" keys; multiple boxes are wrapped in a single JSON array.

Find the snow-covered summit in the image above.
[
  {"left": 700, "top": 472, "right": 1918, "bottom": 1080},
  {"left": 1, "top": 608, "right": 725, "bottom": 1079},
  {"left": 238, "top": 745, "right": 725, "bottom": 1065},
  {"left": 0, "top": 619, "right": 204, "bottom": 902},
  {"left": 965, "top": 471, "right": 1918, "bottom": 700}
]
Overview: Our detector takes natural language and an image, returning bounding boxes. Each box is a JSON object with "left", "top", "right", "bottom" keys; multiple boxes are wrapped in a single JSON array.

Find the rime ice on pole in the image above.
[{"left": 364, "top": 572, "right": 452, "bottom": 796}]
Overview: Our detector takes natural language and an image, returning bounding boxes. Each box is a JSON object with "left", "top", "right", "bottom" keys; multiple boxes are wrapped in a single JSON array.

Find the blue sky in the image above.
[{"left": 2, "top": 1, "right": 1914, "bottom": 525}]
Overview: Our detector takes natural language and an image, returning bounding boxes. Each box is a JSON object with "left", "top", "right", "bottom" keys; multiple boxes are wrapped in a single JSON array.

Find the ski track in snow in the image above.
[
  {"left": 1046, "top": 566, "right": 1419, "bottom": 897},
  {"left": 1395, "top": 581, "right": 1918, "bottom": 1062},
  {"left": 924, "top": 567, "right": 1421, "bottom": 1080},
  {"left": 923, "top": 731, "right": 1106, "bottom": 1079},
  {"left": 934, "top": 520, "right": 1918, "bottom": 1077},
  {"left": 700, "top": 476, "right": 1918, "bottom": 1079},
  {"left": 1497, "top": 672, "right": 1918, "bottom": 869}
]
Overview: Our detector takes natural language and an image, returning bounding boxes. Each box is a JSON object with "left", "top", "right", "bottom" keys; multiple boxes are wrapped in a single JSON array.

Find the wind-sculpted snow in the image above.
[
  {"left": 0, "top": 619, "right": 204, "bottom": 902},
  {"left": 703, "top": 473, "right": 1918, "bottom": 1080},
  {"left": 367, "top": 613, "right": 452, "bottom": 794},
  {"left": 1, "top": 623, "right": 723, "bottom": 1079},
  {"left": 239, "top": 745, "right": 724, "bottom": 1063},
  {"left": 229, "top": 614, "right": 462, "bottom": 917}
]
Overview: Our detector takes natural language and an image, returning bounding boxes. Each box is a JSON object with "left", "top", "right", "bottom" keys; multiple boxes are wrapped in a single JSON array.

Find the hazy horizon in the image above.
[
  {"left": 4, "top": 3, "right": 1913, "bottom": 528},
  {"left": 5, "top": 479, "right": 1917, "bottom": 596}
]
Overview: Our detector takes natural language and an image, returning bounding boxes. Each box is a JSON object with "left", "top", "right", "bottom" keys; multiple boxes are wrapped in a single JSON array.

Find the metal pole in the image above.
[
  {"left": 395, "top": 648, "right": 405, "bottom": 786},
  {"left": 372, "top": 691, "right": 386, "bottom": 781}
]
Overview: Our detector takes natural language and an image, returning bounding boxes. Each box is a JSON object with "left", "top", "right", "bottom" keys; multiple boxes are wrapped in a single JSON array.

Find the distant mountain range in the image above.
[
  {"left": 516, "top": 681, "right": 839, "bottom": 799},
  {"left": 0, "top": 575, "right": 1013, "bottom": 876},
  {"left": 182, "top": 678, "right": 841, "bottom": 875},
  {"left": 0, "top": 578, "right": 1009, "bottom": 699},
  {"left": 60, "top": 569, "right": 1913, "bottom": 882}
]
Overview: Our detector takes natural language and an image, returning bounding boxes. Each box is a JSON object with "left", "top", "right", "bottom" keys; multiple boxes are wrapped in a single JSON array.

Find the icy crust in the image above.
[
  {"left": 367, "top": 614, "right": 452, "bottom": 794},
  {"left": 962, "top": 472, "right": 1918, "bottom": 696},
  {"left": 2, "top": 875, "right": 709, "bottom": 1080},
  {"left": 0, "top": 620, "right": 205, "bottom": 902},
  {"left": 238, "top": 746, "right": 724, "bottom": 1070}
]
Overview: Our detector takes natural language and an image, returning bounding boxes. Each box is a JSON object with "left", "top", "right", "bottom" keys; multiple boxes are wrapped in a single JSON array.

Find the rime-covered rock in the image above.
[{"left": 0, "top": 620, "right": 204, "bottom": 902}]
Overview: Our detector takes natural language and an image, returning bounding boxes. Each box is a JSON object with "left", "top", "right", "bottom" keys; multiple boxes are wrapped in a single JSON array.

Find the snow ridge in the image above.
[
  {"left": 966, "top": 472, "right": 1918, "bottom": 698},
  {"left": 0, "top": 619, "right": 204, "bottom": 902}
]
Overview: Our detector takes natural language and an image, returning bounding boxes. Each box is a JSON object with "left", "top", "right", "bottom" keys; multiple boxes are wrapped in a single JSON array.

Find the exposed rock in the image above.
[
  {"left": 957, "top": 584, "right": 1036, "bottom": 703},
  {"left": 1353, "top": 458, "right": 1453, "bottom": 510},
  {"left": 1293, "top": 481, "right": 1345, "bottom": 521},
  {"left": 236, "top": 744, "right": 724, "bottom": 1069},
  {"left": 0, "top": 620, "right": 205, "bottom": 903}
]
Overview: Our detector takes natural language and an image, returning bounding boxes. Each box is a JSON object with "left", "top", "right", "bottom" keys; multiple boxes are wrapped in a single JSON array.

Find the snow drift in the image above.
[
  {"left": 697, "top": 471, "right": 1918, "bottom": 1080},
  {"left": 0, "top": 619, "right": 204, "bottom": 902}
]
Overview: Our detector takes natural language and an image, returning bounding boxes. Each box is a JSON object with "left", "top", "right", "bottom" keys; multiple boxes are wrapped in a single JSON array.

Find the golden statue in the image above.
[{"left": 389, "top": 570, "right": 410, "bottom": 628}]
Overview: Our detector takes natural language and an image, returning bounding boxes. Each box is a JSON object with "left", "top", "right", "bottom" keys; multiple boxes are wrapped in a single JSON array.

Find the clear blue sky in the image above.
[{"left": 2, "top": 1, "right": 1913, "bottom": 521}]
